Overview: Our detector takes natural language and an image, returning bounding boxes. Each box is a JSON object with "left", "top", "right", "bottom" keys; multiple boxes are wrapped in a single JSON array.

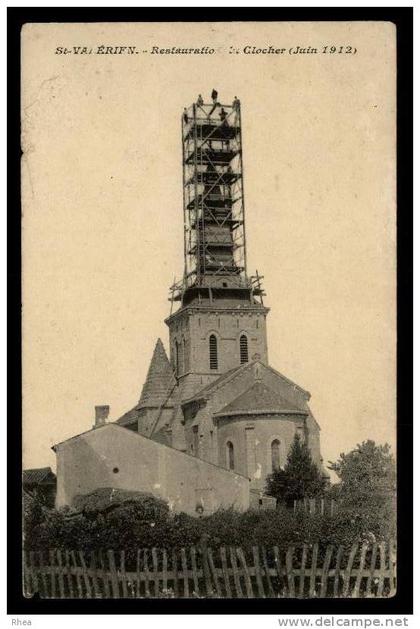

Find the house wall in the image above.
[{"left": 55, "top": 424, "right": 249, "bottom": 515}]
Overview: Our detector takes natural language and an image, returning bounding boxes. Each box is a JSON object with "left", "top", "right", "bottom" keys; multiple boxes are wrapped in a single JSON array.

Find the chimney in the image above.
[{"left": 94, "top": 405, "right": 110, "bottom": 428}]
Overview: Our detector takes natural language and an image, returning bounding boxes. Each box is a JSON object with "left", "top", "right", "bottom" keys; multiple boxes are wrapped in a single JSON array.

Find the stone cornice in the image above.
[
  {"left": 165, "top": 304, "right": 270, "bottom": 325},
  {"left": 213, "top": 409, "right": 308, "bottom": 419}
]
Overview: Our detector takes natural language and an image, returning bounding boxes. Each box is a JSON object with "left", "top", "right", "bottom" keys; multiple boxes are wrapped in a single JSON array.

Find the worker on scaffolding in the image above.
[
  {"left": 219, "top": 107, "right": 229, "bottom": 149},
  {"left": 219, "top": 107, "right": 228, "bottom": 125},
  {"left": 232, "top": 96, "right": 240, "bottom": 125},
  {"left": 197, "top": 94, "right": 204, "bottom": 106},
  {"left": 183, "top": 108, "right": 189, "bottom": 125},
  {"left": 208, "top": 88, "right": 220, "bottom": 118}
]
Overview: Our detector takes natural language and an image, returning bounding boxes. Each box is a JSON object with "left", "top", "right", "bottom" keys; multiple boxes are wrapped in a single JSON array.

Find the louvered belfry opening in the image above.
[
  {"left": 209, "top": 334, "right": 218, "bottom": 370},
  {"left": 240, "top": 334, "right": 249, "bottom": 364}
]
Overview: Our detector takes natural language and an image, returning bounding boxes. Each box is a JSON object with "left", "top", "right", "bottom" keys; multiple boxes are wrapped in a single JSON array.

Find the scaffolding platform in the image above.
[
  {"left": 186, "top": 171, "right": 240, "bottom": 186},
  {"left": 187, "top": 195, "right": 233, "bottom": 210},
  {"left": 185, "top": 148, "right": 239, "bottom": 165},
  {"left": 190, "top": 217, "right": 243, "bottom": 229},
  {"left": 184, "top": 122, "right": 239, "bottom": 142}
]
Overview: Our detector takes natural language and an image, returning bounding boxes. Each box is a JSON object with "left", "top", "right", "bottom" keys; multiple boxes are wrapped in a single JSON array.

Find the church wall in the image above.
[
  {"left": 304, "top": 411, "right": 322, "bottom": 467},
  {"left": 205, "top": 364, "right": 310, "bottom": 420},
  {"left": 167, "top": 307, "right": 268, "bottom": 383},
  {"left": 181, "top": 362, "right": 321, "bottom": 476},
  {"left": 188, "top": 310, "right": 269, "bottom": 374},
  {"left": 55, "top": 424, "right": 249, "bottom": 515},
  {"left": 216, "top": 414, "right": 306, "bottom": 490}
]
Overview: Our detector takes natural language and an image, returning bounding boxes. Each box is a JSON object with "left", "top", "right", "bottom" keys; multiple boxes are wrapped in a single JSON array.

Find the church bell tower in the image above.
[{"left": 165, "top": 92, "right": 269, "bottom": 399}]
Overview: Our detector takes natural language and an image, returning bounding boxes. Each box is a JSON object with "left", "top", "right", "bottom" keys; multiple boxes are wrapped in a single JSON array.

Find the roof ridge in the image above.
[
  {"left": 264, "top": 364, "right": 310, "bottom": 399},
  {"left": 182, "top": 360, "right": 257, "bottom": 405}
]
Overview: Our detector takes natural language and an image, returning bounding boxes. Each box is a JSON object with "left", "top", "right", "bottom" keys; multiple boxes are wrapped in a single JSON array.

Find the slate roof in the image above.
[
  {"left": 181, "top": 364, "right": 247, "bottom": 405},
  {"left": 116, "top": 338, "right": 177, "bottom": 427},
  {"left": 115, "top": 406, "right": 140, "bottom": 427},
  {"left": 23, "top": 467, "right": 56, "bottom": 485},
  {"left": 214, "top": 381, "right": 307, "bottom": 417},
  {"left": 138, "top": 338, "right": 176, "bottom": 408}
]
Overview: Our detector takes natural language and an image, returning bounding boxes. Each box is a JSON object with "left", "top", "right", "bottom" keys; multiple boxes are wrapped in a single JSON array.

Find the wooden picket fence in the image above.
[
  {"left": 293, "top": 497, "right": 339, "bottom": 517},
  {"left": 23, "top": 540, "right": 396, "bottom": 599}
]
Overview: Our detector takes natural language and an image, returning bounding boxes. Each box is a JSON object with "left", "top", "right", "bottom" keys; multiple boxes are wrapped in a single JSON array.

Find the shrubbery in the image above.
[
  {"left": 23, "top": 440, "right": 395, "bottom": 561},
  {"left": 265, "top": 434, "right": 327, "bottom": 506},
  {"left": 23, "top": 487, "right": 394, "bottom": 560}
]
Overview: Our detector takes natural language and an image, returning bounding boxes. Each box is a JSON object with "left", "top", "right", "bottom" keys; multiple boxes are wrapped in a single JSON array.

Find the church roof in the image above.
[
  {"left": 181, "top": 363, "right": 248, "bottom": 405},
  {"left": 182, "top": 360, "right": 310, "bottom": 407},
  {"left": 116, "top": 339, "right": 177, "bottom": 428},
  {"left": 138, "top": 338, "right": 176, "bottom": 408},
  {"left": 214, "top": 381, "right": 307, "bottom": 418},
  {"left": 115, "top": 406, "right": 140, "bottom": 427}
]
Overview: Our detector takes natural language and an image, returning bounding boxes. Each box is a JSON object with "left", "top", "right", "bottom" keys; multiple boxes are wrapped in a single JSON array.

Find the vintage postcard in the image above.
[{"left": 21, "top": 19, "right": 398, "bottom": 600}]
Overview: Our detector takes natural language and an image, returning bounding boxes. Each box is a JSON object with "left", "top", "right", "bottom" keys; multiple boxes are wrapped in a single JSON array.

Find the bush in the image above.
[
  {"left": 265, "top": 434, "right": 327, "bottom": 506},
  {"left": 327, "top": 440, "right": 396, "bottom": 546},
  {"left": 23, "top": 489, "right": 395, "bottom": 560}
]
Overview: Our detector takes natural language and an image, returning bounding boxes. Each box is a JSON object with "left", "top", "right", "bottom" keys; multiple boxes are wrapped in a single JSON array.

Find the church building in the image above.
[{"left": 53, "top": 94, "right": 326, "bottom": 514}]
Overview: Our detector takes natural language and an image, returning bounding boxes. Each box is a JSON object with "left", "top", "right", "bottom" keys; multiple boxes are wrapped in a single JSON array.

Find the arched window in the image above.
[
  {"left": 240, "top": 334, "right": 249, "bottom": 364},
  {"left": 271, "top": 439, "right": 281, "bottom": 471},
  {"left": 209, "top": 334, "right": 218, "bottom": 370},
  {"left": 226, "top": 441, "right": 235, "bottom": 470}
]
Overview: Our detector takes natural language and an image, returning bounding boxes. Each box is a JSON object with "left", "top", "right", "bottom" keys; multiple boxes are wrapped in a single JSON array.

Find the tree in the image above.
[
  {"left": 265, "top": 434, "right": 326, "bottom": 505},
  {"left": 328, "top": 440, "right": 396, "bottom": 509}
]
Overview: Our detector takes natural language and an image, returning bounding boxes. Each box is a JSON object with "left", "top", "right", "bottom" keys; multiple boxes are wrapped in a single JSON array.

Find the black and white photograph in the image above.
[{"left": 7, "top": 7, "right": 413, "bottom": 618}]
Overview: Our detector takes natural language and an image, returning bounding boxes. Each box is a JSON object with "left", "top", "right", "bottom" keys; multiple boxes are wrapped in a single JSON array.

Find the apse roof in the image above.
[{"left": 214, "top": 381, "right": 307, "bottom": 417}]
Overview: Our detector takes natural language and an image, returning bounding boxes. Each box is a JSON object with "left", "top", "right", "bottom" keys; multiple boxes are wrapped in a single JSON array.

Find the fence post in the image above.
[
  {"left": 220, "top": 547, "right": 232, "bottom": 598},
  {"left": 333, "top": 546, "right": 344, "bottom": 597},
  {"left": 208, "top": 547, "right": 222, "bottom": 597},
  {"left": 200, "top": 535, "right": 213, "bottom": 597},
  {"left": 377, "top": 541, "right": 386, "bottom": 597},
  {"left": 320, "top": 545, "right": 334, "bottom": 597},
  {"left": 181, "top": 548, "right": 190, "bottom": 597},
  {"left": 285, "top": 546, "right": 295, "bottom": 597},
  {"left": 352, "top": 543, "right": 368, "bottom": 598},
  {"left": 23, "top": 551, "right": 33, "bottom": 598},
  {"left": 299, "top": 544, "right": 307, "bottom": 598},
  {"left": 343, "top": 543, "right": 358, "bottom": 597},
  {"left": 309, "top": 543, "right": 319, "bottom": 597},
  {"left": 107, "top": 550, "right": 120, "bottom": 598},
  {"left": 253, "top": 546, "right": 265, "bottom": 597}
]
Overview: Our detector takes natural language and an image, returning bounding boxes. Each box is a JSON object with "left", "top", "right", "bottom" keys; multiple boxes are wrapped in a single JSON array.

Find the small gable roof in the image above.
[
  {"left": 214, "top": 381, "right": 307, "bottom": 418},
  {"left": 23, "top": 467, "right": 56, "bottom": 485}
]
